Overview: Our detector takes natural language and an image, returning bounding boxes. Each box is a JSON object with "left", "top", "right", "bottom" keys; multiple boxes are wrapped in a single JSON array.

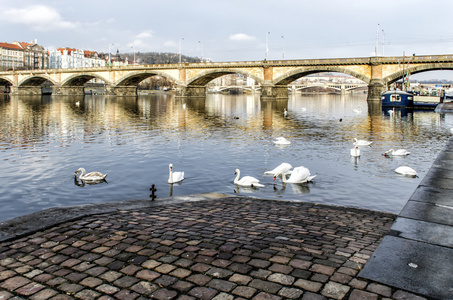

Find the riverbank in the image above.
[{"left": 0, "top": 194, "right": 429, "bottom": 300}]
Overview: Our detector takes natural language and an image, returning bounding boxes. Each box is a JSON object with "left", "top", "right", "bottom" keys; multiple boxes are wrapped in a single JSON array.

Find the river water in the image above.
[{"left": 0, "top": 92, "right": 452, "bottom": 221}]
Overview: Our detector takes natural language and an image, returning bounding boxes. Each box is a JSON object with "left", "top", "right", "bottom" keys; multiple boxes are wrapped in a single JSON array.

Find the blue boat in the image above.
[
  {"left": 381, "top": 90, "right": 413, "bottom": 107},
  {"left": 381, "top": 90, "right": 442, "bottom": 109}
]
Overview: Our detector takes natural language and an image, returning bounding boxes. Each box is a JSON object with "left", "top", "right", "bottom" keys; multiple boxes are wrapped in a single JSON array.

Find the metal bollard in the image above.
[{"left": 150, "top": 184, "right": 157, "bottom": 201}]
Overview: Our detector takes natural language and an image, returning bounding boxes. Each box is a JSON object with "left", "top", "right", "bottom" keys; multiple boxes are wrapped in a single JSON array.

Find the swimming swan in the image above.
[
  {"left": 383, "top": 149, "right": 410, "bottom": 156},
  {"left": 353, "top": 138, "right": 372, "bottom": 146},
  {"left": 274, "top": 166, "right": 316, "bottom": 183},
  {"left": 264, "top": 163, "right": 292, "bottom": 175},
  {"left": 168, "top": 164, "right": 184, "bottom": 183},
  {"left": 273, "top": 137, "right": 291, "bottom": 145},
  {"left": 75, "top": 168, "right": 108, "bottom": 181},
  {"left": 234, "top": 169, "right": 264, "bottom": 187},
  {"left": 350, "top": 146, "right": 361, "bottom": 157},
  {"left": 395, "top": 166, "right": 418, "bottom": 177}
]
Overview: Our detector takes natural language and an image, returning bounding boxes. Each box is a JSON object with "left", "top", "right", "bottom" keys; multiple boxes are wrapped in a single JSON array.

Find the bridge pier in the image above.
[
  {"left": 106, "top": 86, "right": 138, "bottom": 96},
  {"left": 260, "top": 85, "right": 288, "bottom": 99},
  {"left": 13, "top": 86, "right": 44, "bottom": 95},
  {"left": 367, "top": 79, "right": 385, "bottom": 102},
  {"left": 52, "top": 86, "right": 85, "bottom": 96},
  {"left": 175, "top": 86, "right": 206, "bottom": 98}
]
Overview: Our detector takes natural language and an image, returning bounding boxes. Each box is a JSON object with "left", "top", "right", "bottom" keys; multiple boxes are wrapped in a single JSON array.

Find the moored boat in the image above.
[{"left": 381, "top": 90, "right": 442, "bottom": 109}]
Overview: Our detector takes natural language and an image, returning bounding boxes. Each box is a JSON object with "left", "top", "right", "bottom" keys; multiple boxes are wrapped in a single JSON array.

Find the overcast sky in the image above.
[{"left": 2, "top": 0, "right": 453, "bottom": 79}]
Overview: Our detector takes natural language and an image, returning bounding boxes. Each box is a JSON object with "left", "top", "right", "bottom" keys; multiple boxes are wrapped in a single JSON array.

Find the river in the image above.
[{"left": 0, "top": 92, "right": 452, "bottom": 222}]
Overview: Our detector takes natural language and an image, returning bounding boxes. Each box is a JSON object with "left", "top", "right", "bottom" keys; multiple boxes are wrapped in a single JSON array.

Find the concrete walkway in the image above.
[
  {"left": 360, "top": 137, "right": 453, "bottom": 299},
  {"left": 0, "top": 193, "right": 429, "bottom": 300}
]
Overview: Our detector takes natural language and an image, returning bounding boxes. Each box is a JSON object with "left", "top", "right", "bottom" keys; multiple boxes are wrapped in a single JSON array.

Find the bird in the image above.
[
  {"left": 274, "top": 166, "right": 316, "bottom": 183},
  {"left": 168, "top": 163, "right": 184, "bottom": 183},
  {"left": 234, "top": 169, "right": 264, "bottom": 187},
  {"left": 75, "top": 168, "right": 108, "bottom": 181},
  {"left": 383, "top": 149, "right": 410, "bottom": 156},
  {"left": 283, "top": 108, "right": 288, "bottom": 117},
  {"left": 273, "top": 137, "right": 291, "bottom": 145},
  {"left": 75, "top": 101, "right": 80, "bottom": 106},
  {"left": 350, "top": 146, "right": 361, "bottom": 157},
  {"left": 450, "top": 128, "right": 453, "bottom": 134},
  {"left": 264, "top": 163, "right": 292, "bottom": 175},
  {"left": 395, "top": 166, "right": 418, "bottom": 177},
  {"left": 353, "top": 138, "right": 372, "bottom": 146}
]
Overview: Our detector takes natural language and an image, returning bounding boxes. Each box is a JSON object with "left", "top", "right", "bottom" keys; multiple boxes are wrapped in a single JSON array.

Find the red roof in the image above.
[{"left": 0, "top": 42, "right": 23, "bottom": 50}]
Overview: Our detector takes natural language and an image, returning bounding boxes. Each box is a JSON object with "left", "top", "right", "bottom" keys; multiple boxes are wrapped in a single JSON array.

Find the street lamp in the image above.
[
  {"left": 265, "top": 32, "right": 270, "bottom": 60},
  {"left": 109, "top": 43, "right": 114, "bottom": 65},
  {"left": 179, "top": 38, "right": 184, "bottom": 63},
  {"left": 131, "top": 46, "right": 135, "bottom": 65},
  {"left": 281, "top": 36, "right": 285, "bottom": 59},
  {"left": 375, "top": 24, "right": 379, "bottom": 57},
  {"left": 198, "top": 41, "right": 204, "bottom": 62},
  {"left": 382, "top": 29, "right": 385, "bottom": 56}
]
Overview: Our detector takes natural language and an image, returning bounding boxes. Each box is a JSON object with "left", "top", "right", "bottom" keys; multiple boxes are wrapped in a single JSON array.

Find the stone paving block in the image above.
[
  {"left": 267, "top": 273, "right": 295, "bottom": 285},
  {"left": 278, "top": 287, "right": 304, "bottom": 299},
  {"left": 294, "top": 279, "right": 322, "bottom": 292},
  {"left": 171, "top": 280, "right": 194, "bottom": 293},
  {"left": 74, "top": 289, "right": 102, "bottom": 300},
  {"left": 348, "top": 289, "right": 379, "bottom": 300},
  {"left": 229, "top": 273, "right": 252, "bottom": 285},
  {"left": 207, "top": 279, "right": 237, "bottom": 292},
  {"left": 206, "top": 267, "right": 233, "bottom": 279},
  {"left": 321, "top": 281, "right": 350, "bottom": 300},
  {"left": 189, "top": 286, "right": 219, "bottom": 299},
  {"left": 131, "top": 281, "right": 159, "bottom": 295},
  {"left": 0, "top": 276, "right": 31, "bottom": 291},
  {"left": 28, "top": 288, "right": 58, "bottom": 299},
  {"left": 253, "top": 291, "right": 282, "bottom": 300},
  {"left": 248, "top": 279, "right": 282, "bottom": 294},
  {"left": 232, "top": 285, "right": 257, "bottom": 298}
]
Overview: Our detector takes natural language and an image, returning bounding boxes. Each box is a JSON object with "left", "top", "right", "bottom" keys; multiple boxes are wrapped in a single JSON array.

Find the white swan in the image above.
[
  {"left": 264, "top": 163, "right": 292, "bottom": 175},
  {"left": 395, "top": 166, "right": 418, "bottom": 177},
  {"left": 75, "top": 168, "right": 107, "bottom": 181},
  {"left": 353, "top": 138, "right": 372, "bottom": 146},
  {"left": 383, "top": 149, "right": 410, "bottom": 156},
  {"left": 234, "top": 169, "right": 264, "bottom": 187},
  {"left": 274, "top": 166, "right": 316, "bottom": 183},
  {"left": 283, "top": 108, "right": 288, "bottom": 117},
  {"left": 350, "top": 146, "right": 360, "bottom": 157},
  {"left": 273, "top": 137, "right": 291, "bottom": 145},
  {"left": 168, "top": 164, "right": 184, "bottom": 183}
]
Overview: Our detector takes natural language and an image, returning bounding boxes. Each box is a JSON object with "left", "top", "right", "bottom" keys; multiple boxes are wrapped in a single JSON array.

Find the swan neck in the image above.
[{"left": 234, "top": 170, "right": 240, "bottom": 183}]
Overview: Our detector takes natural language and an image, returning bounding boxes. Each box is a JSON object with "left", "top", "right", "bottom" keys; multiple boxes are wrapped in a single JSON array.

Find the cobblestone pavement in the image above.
[{"left": 0, "top": 198, "right": 429, "bottom": 299}]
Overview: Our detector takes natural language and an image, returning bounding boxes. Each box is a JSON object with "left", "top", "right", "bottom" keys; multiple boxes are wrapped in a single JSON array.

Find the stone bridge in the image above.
[{"left": 1, "top": 54, "right": 453, "bottom": 101}]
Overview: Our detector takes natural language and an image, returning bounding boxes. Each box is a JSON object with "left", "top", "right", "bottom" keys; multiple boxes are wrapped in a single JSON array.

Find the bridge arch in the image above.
[
  {"left": 274, "top": 66, "right": 370, "bottom": 86},
  {"left": 114, "top": 70, "right": 178, "bottom": 87},
  {"left": 186, "top": 68, "right": 265, "bottom": 86},
  {"left": 18, "top": 75, "right": 56, "bottom": 87},
  {"left": 0, "top": 77, "right": 13, "bottom": 86},
  {"left": 384, "top": 63, "right": 453, "bottom": 85},
  {"left": 61, "top": 73, "right": 111, "bottom": 87}
]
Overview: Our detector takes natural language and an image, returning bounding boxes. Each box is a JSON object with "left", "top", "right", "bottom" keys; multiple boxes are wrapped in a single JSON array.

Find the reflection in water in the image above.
[
  {"left": 1, "top": 93, "right": 453, "bottom": 221},
  {"left": 74, "top": 176, "right": 108, "bottom": 187}
]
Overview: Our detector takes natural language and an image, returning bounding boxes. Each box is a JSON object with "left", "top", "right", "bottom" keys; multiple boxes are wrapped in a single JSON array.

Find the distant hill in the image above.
[{"left": 121, "top": 52, "right": 202, "bottom": 64}]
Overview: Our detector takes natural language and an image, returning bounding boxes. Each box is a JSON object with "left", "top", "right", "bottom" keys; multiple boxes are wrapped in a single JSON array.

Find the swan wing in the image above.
[
  {"left": 264, "top": 163, "right": 292, "bottom": 175},
  {"left": 81, "top": 171, "right": 107, "bottom": 181},
  {"left": 393, "top": 149, "right": 410, "bottom": 156},
  {"left": 395, "top": 166, "right": 417, "bottom": 176},
  {"left": 237, "top": 176, "right": 262, "bottom": 187},
  {"left": 173, "top": 171, "right": 184, "bottom": 182},
  {"left": 287, "top": 167, "right": 310, "bottom": 183}
]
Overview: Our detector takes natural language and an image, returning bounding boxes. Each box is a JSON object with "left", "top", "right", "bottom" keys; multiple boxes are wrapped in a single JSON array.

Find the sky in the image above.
[{"left": 2, "top": 0, "right": 453, "bottom": 79}]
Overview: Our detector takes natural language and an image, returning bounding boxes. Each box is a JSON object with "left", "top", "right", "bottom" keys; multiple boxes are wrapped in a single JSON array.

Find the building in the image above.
[
  {"left": 13, "top": 40, "right": 48, "bottom": 70},
  {"left": 48, "top": 47, "right": 106, "bottom": 69},
  {"left": 0, "top": 42, "right": 24, "bottom": 70}
]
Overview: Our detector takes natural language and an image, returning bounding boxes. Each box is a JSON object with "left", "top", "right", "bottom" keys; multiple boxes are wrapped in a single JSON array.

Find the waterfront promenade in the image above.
[
  {"left": 0, "top": 195, "right": 426, "bottom": 300},
  {"left": 1, "top": 138, "right": 452, "bottom": 299}
]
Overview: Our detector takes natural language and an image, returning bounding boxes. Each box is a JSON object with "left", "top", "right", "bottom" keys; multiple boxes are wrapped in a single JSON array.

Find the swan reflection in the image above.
[{"left": 74, "top": 176, "right": 108, "bottom": 187}]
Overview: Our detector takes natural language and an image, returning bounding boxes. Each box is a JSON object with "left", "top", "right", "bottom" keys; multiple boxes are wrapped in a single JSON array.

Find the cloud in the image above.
[
  {"left": 2, "top": 5, "right": 76, "bottom": 31},
  {"left": 229, "top": 33, "right": 256, "bottom": 41},
  {"left": 136, "top": 30, "right": 153, "bottom": 39},
  {"left": 164, "top": 41, "right": 177, "bottom": 48}
]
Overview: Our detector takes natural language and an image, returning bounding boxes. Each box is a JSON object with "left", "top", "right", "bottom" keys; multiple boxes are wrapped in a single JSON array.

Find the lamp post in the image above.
[
  {"left": 265, "top": 32, "right": 270, "bottom": 60},
  {"left": 281, "top": 36, "right": 285, "bottom": 59},
  {"left": 198, "top": 41, "right": 204, "bottom": 62},
  {"left": 179, "top": 38, "right": 184, "bottom": 63},
  {"left": 382, "top": 29, "right": 385, "bottom": 56},
  {"left": 375, "top": 24, "right": 379, "bottom": 57},
  {"left": 131, "top": 46, "right": 135, "bottom": 65},
  {"left": 109, "top": 43, "right": 114, "bottom": 65}
]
